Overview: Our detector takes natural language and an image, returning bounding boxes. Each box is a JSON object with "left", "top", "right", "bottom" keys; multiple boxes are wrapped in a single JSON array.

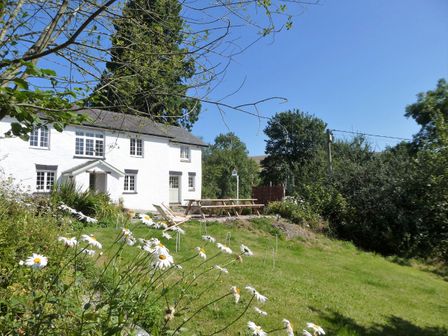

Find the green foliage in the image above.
[
  {"left": 266, "top": 199, "right": 321, "bottom": 229},
  {"left": 93, "top": 0, "right": 200, "bottom": 130},
  {"left": 202, "top": 132, "right": 260, "bottom": 198}
]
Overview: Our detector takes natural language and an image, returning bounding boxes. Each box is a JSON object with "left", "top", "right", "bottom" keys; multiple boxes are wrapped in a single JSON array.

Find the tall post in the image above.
[
  {"left": 236, "top": 175, "right": 239, "bottom": 201},
  {"left": 326, "top": 129, "right": 333, "bottom": 178}
]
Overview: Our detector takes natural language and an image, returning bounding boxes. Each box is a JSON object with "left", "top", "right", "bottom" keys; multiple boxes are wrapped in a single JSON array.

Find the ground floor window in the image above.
[
  {"left": 36, "top": 170, "right": 55, "bottom": 192},
  {"left": 124, "top": 169, "right": 138, "bottom": 192}
]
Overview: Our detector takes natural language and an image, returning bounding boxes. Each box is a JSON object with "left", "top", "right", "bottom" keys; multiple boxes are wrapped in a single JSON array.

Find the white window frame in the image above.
[
  {"left": 180, "top": 146, "right": 191, "bottom": 161},
  {"left": 36, "top": 170, "right": 55, "bottom": 192},
  {"left": 130, "top": 138, "right": 143, "bottom": 157},
  {"left": 75, "top": 129, "right": 104, "bottom": 158},
  {"left": 29, "top": 126, "right": 50, "bottom": 149},
  {"left": 124, "top": 173, "right": 137, "bottom": 193},
  {"left": 188, "top": 174, "right": 196, "bottom": 191}
]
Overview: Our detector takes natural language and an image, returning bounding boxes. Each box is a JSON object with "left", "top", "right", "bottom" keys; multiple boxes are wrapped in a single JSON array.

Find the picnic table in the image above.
[{"left": 184, "top": 198, "right": 264, "bottom": 219}]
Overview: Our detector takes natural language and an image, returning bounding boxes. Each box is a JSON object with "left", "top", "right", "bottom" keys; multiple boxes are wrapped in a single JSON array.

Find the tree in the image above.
[
  {"left": 93, "top": 0, "right": 200, "bottom": 130},
  {"left": 0, "top": 0, "right": 307, "bottom": 138},
  {"left": 260, "top": 109, "right": 327, "bottom": 192},
  {"left": 202, "top": 133, "right": 259, "bottom": 199}
]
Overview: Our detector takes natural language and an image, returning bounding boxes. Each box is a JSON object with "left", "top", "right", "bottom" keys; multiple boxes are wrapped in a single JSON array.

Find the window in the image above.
[
  {"left": 180, "top": 146, "right": 190, "bottom": 161},
  {"left": 36, "top": 170, "right": 55, "bottom": 192},
  {"left": 124, "top": 169, "right": 138, "bottom": 193},
  {"left": 169, "top": 175, "right": 179, "bottom": 189},
  {"left": 188, "top": 173, "right": 196, "bottom": 191},
  {"left": 130, "top": 138, "right": 143, "bottom": 157},
  {"left": 30, "top": 127, "right": 49, "bottom": 148},
  {"left": 75, "top": 130, "right": 104, "bottom": 157}
]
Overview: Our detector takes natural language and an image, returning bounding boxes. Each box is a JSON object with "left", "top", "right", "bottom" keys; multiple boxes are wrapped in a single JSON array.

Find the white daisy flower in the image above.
[
  {"left": 83, "top": 215, "right": 97, "bottom": 224},
  {"left": 283, "top": 319, "right": 294, "bottom": 336},
  {"left": 152, "top": 252, "right": 174, "bottom": 269},
  {"left": 58, "top": 236, "right": 78, "bottom": 247},
  {"left": 216, "top": 242, "right": 232, "bottom": 254},
  {"left": 306, "top": 323, "right": 325, "bottom": 335},
  {"left": 240, "top": 244, "right": 254, "bottom": 256},
  {"left": 231, "top": 286, "right": 240, "bottom": 303},
  {"left": 139, "top": 214, "right": 154, "bottom": 226},
  {"left": 168, "top": 226, "right": 185, "bottom": 234},
  {"left": 23, "top": 253, "right": 48, "bottom": 269},
  {"left": 82, "top": 249, "right": 96, "bottom": 256},
  {"left": 245, "top": 286, "right": 268, "bottom": 303},
  {"left": 303, "top": 330, "right": 313, "bottom": 336},
  {"left": 214, "top": 265, "right": 229, "bottom": 274},
  {"left": 120, "top": 228, "right": 136, "bottom": 246},
  {"left": 195, "top": 247, "right": 207, "bottom": 260},
  {"left": 247, "top": 321, "right": 267, "bottom": 336},
  {"left": 81, "top": 234, "right": 102, "bottom": 249},
  {"left": 254, "top": 307, "right": 268, "bottom": 316},
  {"left": 202, "top": 235, "right": 216, "bottom": 243},
  {"left": 162, "top": 232, "right": 172, "bottom": 240}
]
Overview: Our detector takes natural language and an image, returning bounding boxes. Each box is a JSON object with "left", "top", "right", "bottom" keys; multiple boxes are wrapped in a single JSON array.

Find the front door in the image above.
[
  {"left": 169, "top": 175, "right": 180, "bottom": 203},
  {"left": 89, "top": 173, "right": 107, "bottom": 193}
]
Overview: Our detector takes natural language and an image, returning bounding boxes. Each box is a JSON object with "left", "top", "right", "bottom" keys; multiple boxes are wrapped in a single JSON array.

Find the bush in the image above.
[{"left": 266, "top": 198, "right": 322, "bottom": 229}]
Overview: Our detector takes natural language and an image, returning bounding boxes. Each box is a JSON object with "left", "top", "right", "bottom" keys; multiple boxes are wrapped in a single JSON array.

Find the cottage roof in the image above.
[
  {"left": 77, "top": 109, "right": 207, "bottom": 147},
  {"left": 61, "top": 159, "right": 125, "bottom": 177}
]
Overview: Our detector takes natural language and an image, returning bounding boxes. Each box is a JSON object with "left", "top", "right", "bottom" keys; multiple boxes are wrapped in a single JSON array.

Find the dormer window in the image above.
[
  {"left": 75, "top": 130, "right": 104, "bottom": 157},
  {"left": 180, "top": 146, "right": 190, "bottom": 161},
  {"left": 130, "top": 138, "right": 143, "bottom": 157},
  {"left": 30, "top": 126, "right": 49, "bottom": 149}
]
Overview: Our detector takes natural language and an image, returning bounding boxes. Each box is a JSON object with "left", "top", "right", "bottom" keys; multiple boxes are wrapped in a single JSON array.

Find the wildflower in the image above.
[
  {"left": 22, "top": 253, "right": 48, "bottom": 269},
  {"left": 121, "top": 228, "right": 136, "bottom": 246},
  {"left": 81, "top": 234, "right": 102, "bottom": 249},
  {"left": 303, "top": 330, "right": 313, "bottom": 336},
  {"left": 152, "top": 252, "right": 174, "bottom": 270},
  {"left": 58, "top": 236, "right": 78, "bottom": 247},
  {"left": 231, "top": 286, "right": 241, "bottom": 303},
  {"left": 139, "top": 214, "right": 153, "bottom": 226},
  {"left": 216, "top": 242, "right": 232, "bottom": 254},
  {"left": 306, "top": 323, "right": 325, "bottom": 335},
  {"left": 202, "top": 235, "right": 216, "bottom": 243},
  {"left": 82, "top": 249, "right": 96, "bottom": 256},
  {"left": 168, "top": 226, "right": 185, "bottom": 234},
  {"left": 154, "top": 242, "right": 170, "bottom": 254},
  {"left": 245, "top": 286, "right": 268, "bottom": 303},
  {"left": 195, "top": 247, "right": 207, "bottom": 260},
  {"left": 254, "top": 307, "right": 268, "bottom": 316},
  {"left": 283, "top": 319, "right": 294, "bottom": 336},
  {"left": 162, "top": 232, "right": 172, "bottom": 240},
  {"left": 247, "top": 321, "right": 267, "bottom": 336},
  {"left": 164, "top": 306, "right": 175, "bottom": 322},
  {"left": 240, "top": 244, "right": 254, "bottom": 256},
  {"left": 214, "top": 265, "right": 229, "bottom": 274}
]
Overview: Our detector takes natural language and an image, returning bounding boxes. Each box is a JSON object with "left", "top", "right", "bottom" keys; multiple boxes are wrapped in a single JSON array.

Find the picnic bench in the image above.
[{"left": 184, "top": 198, "right": 264, "bottom": 219}]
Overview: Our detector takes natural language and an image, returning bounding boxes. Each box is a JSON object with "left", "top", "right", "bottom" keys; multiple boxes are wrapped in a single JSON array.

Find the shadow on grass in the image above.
[{"left": 310, "top": 307, "right": 448, "bottom": 336}]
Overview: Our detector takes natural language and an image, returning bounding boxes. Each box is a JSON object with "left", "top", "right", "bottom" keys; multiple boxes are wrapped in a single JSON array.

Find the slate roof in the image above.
[{"left": 76, "top": 109, "right": 207, "bottom": 147}]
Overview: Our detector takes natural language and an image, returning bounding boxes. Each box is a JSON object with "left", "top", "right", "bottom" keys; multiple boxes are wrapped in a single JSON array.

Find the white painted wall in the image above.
[{"left": 0, "top": 118, "right": 203, "bottom": 211}]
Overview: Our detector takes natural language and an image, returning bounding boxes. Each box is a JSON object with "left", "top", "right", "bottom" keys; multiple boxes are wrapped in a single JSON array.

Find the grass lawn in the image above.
[{"left": 88, "top": 218, "right": 448, "bottom": 335}]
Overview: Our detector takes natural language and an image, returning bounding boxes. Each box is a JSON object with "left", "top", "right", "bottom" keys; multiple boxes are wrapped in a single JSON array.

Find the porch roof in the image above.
[{"left": 61, "top": 160, "right": 125, "bottom": 177}]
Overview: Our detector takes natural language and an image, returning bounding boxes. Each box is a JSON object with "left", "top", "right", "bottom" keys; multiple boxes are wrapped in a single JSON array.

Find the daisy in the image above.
[
  {"left": 168, "top": 226, "right": 185, "bottom": 234},
  {"left": 283, "top": 319, "right": 294, "bottom": 336},
  {"left": 202, "top": 235, "right": 216, "bottom": 243},
  {"left": 303, "top": 331, "right": 313, "bottom": 336},
  {"left": 162, "top": 232, "right": 172, "bottom": 240},
  {"left": 240, "top": 244, "right": 254, "bottom": 256},
  {"left": 164, "top": 306, "right": 175, "bottom": 322},
  {"left": 22, "top": 253, "right": 48, "bottom": 269},
  {"left": 81, "top": 234, "right": 102, "bottom": 249},
  {"left": 139, "top": 214, "right": 154, "bottom": 226},
  {"left": 245, "top": 286, "right": 268, "bottom": 303},
  {"left": 195, "top": 247, "right": 207, "bottom": 260},
  {"left": 254, "top": 307, "right": 268, "bottom": 316},
  {"left": 121, "top": 228, "right": 136, "bottom": 246},
  {"left": 231, "top": 286, "right": 240, "bottom": 303},
  {"left": 214, "top": 265, "right": 229, "bottom": 274},
  {"left": 58, "top": 236, "right": 78, "bottom": 247},
  {"left": 82, "top": 249, "right": 96, "bottom": 256},
  {"left": 306, "top": 323, "right": 325, "bottom": 335},
  {"left": 247, "top": 321, "right": 267, "bottom": 336},
  {"left": 216, "top": 242, "right": 232, "bottom": 254},
  {"left": 152, "top": 252, "right": 174, "bottom": 270}
]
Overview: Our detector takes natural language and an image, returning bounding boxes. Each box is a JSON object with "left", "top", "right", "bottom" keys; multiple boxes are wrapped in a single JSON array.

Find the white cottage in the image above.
[{"left": 0, "top": 109, "right": 207, "bottom": 211}]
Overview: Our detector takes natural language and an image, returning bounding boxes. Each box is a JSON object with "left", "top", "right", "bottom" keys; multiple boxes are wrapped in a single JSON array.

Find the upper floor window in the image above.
[
  {"left": 75, "top": 130, "right": 104, "bottom": 157},
  {"left": 180, "top": 146, "right": 190, "bottom": 161},
  {"left": 130, "top": 138, "right": 143, "bottom": 157},
  {"left": 124, "top": 169, "right": 138, "bottom": 193},
  {"left": 188, "top": 172, "right": 196, "bottom": 191},
  {"left": 30, "top": 127, "right": 49, "bottom": 149}
]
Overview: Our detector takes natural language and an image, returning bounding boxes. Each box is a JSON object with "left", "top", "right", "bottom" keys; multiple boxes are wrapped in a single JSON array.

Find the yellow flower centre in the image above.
[
  {"left": 91, "top": 236, "right": 96, "bottom": 241},
  {"left": 200, "top": 248, "right": 205, "bottom": 254},
  {"left": 144, "top": 215, "right": 150, "bottom": 220},
  {"left": 159, "top": 254, "right": 167, "bottom": 260},
  {"left": 236, "top": 287, "right": 240, "bottom": 294},
  {"left": 158, "top": 243, "right": 165, "bottom": 248},
  {"left": 33, "top": 257, "right": 41, "bottom": 264}
]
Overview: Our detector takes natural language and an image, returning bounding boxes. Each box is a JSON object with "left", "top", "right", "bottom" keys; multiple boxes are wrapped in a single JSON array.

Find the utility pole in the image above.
[{"left": 326, "top": 129, "right": 333, "bottom": 178}]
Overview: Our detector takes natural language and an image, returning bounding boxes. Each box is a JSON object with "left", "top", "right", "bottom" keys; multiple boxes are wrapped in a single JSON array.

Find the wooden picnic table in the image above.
[{"left": 184, "top": 198, "right": 264, "bottom": 218}]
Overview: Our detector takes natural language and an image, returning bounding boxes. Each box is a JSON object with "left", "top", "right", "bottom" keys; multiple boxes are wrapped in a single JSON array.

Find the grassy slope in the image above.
[{"left": 90, "top": 218, "right": 448, "bottom": 336}]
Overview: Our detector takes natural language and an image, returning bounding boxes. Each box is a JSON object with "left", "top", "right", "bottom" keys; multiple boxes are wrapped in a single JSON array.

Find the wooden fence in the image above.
[{"left": 251, "top": 185, "right": 284, "bottom": 205}]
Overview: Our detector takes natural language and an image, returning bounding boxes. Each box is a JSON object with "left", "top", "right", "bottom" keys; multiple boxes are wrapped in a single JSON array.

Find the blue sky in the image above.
[{"left": 192, "top": 0, "right": 448, "bottom": 155}]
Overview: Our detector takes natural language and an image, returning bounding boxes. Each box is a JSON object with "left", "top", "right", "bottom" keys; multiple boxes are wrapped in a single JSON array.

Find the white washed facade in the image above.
[{"left": 0, "top": 115, "right": 204, "bottom": 211}]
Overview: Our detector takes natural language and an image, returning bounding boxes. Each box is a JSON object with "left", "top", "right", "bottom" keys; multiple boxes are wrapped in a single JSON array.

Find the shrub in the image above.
[{"left": 266, "top": 198, "right": 322, "bottom": 229}]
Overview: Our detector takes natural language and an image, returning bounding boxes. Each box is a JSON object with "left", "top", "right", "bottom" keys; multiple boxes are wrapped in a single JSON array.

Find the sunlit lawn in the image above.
[{"left": 89, "top": 218, "right": 448, "bottom": 335}]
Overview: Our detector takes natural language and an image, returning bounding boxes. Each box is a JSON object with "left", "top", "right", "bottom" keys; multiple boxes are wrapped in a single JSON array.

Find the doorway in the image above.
[{"left": 169, "top": 174, "right": 181, "bottom": 203}]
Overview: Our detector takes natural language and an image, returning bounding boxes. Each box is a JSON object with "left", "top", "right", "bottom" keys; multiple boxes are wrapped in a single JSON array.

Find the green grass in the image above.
[{"left": 88, "top": 218, "right": 448, "bottom": 336}]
